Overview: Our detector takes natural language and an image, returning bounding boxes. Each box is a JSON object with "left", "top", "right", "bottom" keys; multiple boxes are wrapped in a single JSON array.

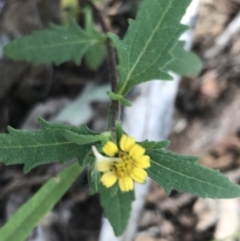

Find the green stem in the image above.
[{"left": 108, "top": 100, "right": 121, "bottom": 130}]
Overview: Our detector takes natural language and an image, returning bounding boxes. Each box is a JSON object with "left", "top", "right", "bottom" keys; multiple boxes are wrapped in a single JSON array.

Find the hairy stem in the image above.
[{"left": 88, "top": 1, "right": 121, "bottom": 128}]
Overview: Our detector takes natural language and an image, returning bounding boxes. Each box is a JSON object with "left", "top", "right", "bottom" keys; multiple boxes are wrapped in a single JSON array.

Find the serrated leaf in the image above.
[
  {"left": 147, "top": 149, "right": 240, "bottom": 198},
  {"left": 0, "top": 119, "right": 97, "bottom": 172},
  {"left": 38, "top": 117, "right": 97, "bottom": 135},
  {"left": 98, "top": 183, "right": 135, "bottom": 236},
  {"left": 63, "top": 130, "right": 108, "bottom": 145},
  {"left": 3, "top": 20, "right": 102, "bottom": 65},
  {"left": 139, "top": 140, "right": 170, "bottom": 149},
  {"left": 166, "top": 41, "right": 202, "bottom": 76},
  {"left": 110, "top": 0, "right": 191, "bottom": 96},
  {"left": 108, "top": 91, "right": 132, "bottom": 107},
  {"left": 0, "top": 162, "right": 82, "bottom": 241}
]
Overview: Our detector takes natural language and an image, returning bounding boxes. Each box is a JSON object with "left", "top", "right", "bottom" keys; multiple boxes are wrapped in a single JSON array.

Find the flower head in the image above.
[{"left": 92, "top": 134, "right": 150, "bottom": 192}]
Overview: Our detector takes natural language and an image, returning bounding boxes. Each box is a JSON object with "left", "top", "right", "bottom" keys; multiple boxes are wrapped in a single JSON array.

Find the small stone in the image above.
[
  {"left": 139, "top": 210, "right": 162, "bottom": 228},
  {"left": 135, "top": 231, "right": 156, "bottom": 241}
]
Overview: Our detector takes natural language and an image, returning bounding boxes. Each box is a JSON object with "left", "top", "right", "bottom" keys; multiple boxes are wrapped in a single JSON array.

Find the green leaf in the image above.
[
  {"left": 0, "top": 162, "right": 83, "bottom": 241},
  {"left": 98, "top": 183, "right": 135, "bottom": 236},
  {"left": 82, "top": 151, "right": 93, "bottom": 165},
  {"left": 3, "top": 20, "right": 103, "bottom": 65},
  {"left": 38, "top": 118, "right": 97, "bottom": 135},
  {"left": 109, "top": 183, "right": 119, "bottom": 197},
  {"left": 139, "top": 140, "right": 170, "bottom": 149},
  {"left": 85, "top": 41, "right": 107, "bottom": 70},
  {"left": 83, "top": 7, "right": 107, "bottom": 70},
  {"left": 110, "top": 0, "right": 191, "bottom": 96},
  {"left": 107, "top": 91, "right": 132, "bottom": 107},
  {"left": 63, "top": 130, "right": 108, "bottom": 145},
  {"left": 88, "top": 156, "right": 99, "bottom": 194},
  {"left": 147, "top": 149, "right": 240, "bottom": 198},
  {"left": 166, "top": 41, "right": 202, "bottom": 76},
  {"left": 0, "top": 119, "right": 96, "bottom": 172},
  {"left": 115, "top": 121, "right": 125, "bottom": 143}
]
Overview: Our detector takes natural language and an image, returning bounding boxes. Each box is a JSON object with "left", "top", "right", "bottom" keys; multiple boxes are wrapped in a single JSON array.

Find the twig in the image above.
[
  {"left": 0, "top": 165, "right": 88, "bottom": 201},
  {"left": 88, "top": 1, "right": 120, "bottom": 128},
  {"left": 0, "top": 175, "right": 52, "bottom": 200},
  {"left": 204, "top": 11, "right": 240, "bottom": 59},
  {"left": 88, "top": 2, "right": 118, "bottom": 90}
]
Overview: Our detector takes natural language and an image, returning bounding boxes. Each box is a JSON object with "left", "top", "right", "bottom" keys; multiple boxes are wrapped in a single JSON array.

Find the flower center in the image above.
[{"left": 109, "top": 151, "right": 135, "bottom": 178}]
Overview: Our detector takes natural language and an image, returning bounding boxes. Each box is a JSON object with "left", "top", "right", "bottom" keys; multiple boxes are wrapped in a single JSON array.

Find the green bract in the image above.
[{"left": 107, "top": 91, "right": 132, "bottom": 107}]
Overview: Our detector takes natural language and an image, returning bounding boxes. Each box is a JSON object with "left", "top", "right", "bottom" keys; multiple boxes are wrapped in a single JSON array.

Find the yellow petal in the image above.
[
  {"left": 120, "top": 134, "right": 135, "bottom": 152},
  {"left": 129, "top": 144, "right": 145, "bottom": 159},
  {"left": 102, "top": 141, "right": 118, "bottom": 157},
  {"left": 119, "top": 176, "right": 134, "bottom": 192},
  {"left": 100, "top": 172, "right": 117, "bottom": 188},
  {"left": 97, "top": 161, "right": 110, "bottom": 172},
  {"left": 130, "top": 168, "right": 147, "bottom": 183},
  {"left": 136, "top": 155, "right": 151, "bottom": 169}
]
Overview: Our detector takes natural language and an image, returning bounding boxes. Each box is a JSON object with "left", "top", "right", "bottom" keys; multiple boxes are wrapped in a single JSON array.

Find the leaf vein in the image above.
[{"left": 118, "top": 0, "right": 174, "bottom": 94}]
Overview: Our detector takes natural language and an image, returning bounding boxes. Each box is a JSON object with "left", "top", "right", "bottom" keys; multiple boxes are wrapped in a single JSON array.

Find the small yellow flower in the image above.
[{"left": 92, "top": 134, "right": 151, "bottom": 192}]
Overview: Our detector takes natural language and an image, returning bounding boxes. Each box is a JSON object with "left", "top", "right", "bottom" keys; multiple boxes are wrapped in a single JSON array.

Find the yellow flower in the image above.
[{"left": 92, "top": 134, "right": 151, "bottom": 192}]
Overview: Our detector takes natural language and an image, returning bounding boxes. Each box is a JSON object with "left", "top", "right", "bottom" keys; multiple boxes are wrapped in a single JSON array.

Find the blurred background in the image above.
[{"left": 1, "top": 0, "right": 240, "bottom": 240}]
